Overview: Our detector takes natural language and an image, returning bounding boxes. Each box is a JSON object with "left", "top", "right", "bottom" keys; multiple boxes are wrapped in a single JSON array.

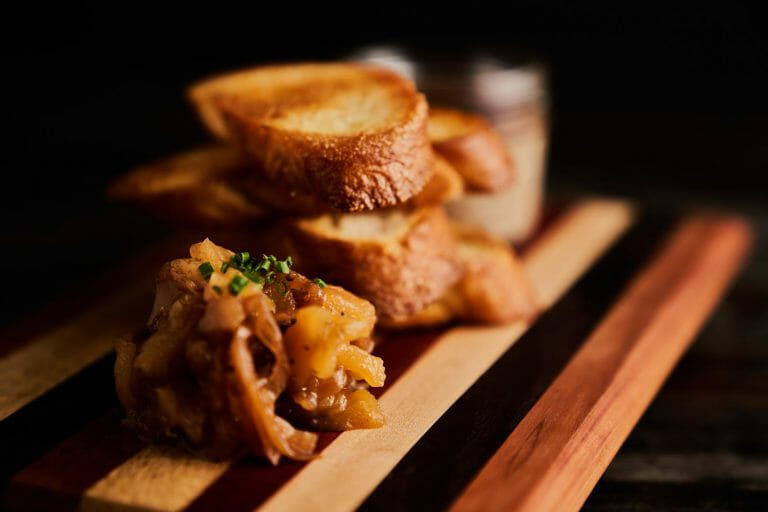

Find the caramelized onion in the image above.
[
  {"left": 229, "top": 327, "right": 317, "bottom": 464},
  {"left": 116, "top": 239, "right": 385, "bottom": 463}
]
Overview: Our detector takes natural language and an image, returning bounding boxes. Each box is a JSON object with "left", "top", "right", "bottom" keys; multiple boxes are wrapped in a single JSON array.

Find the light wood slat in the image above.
[
  {"left": 0, "top": 284, "right": 152, "bottom": 421},
  {"left": 0, "top": 237, "right": 194, "bottom": 421},
  {"left": 75, "top": 199, "right": 632, "bottom": 512},
  {"left": 450, "top": 216, "right": 752, "bottom": 512},
  {"left": 81, "top": 446, "right": 230, "bottom": 512},
  {"left": 522, "top": 198, "right": 635, "bottom": 308}
]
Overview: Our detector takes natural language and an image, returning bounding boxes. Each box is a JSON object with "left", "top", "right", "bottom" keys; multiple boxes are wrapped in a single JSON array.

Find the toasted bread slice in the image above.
[
  {"left": 381, "top": 224, "right": 539, "bottom": 328},
  {"left": 242, "top": 154, "right": 461, "bottom": 215},
  {"left": 450, "top": 225, "right": 538, "bottom": 323},
  {"left": 428, "top": 108, "right": 515, "bottom": 192},
  {"left": 275, "top": 207, "right": 463, "bottom": 323},
  {"left": 110, "top": 144, "right": 461, "bottom": 225},
  {"left": 107, "top": 145, "right": 266, "bottom": 226},
  {"left": 189, "top": 63, "right": 433, "bottom": 212},
  {"left": 407, "top": 154, "right": 464, "bottom": 207}
]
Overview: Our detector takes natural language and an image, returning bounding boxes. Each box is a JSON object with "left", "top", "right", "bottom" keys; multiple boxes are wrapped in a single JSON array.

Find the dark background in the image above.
[
  {"left": 4, "top": 3, "right": 768, "bottom": 211},
  {"left": 2, "top": 3, "right": 766, "bottom": 510},
  {"left": 3, "top": 5, "right": 767, "bottom": 293}
]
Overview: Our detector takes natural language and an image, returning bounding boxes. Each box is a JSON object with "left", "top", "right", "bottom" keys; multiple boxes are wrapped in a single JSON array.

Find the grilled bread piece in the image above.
[
  {"left": 274, "top": 207, "right": 463, "bottom": 323},
  {"left": 381, "top": 224, "right": 538, "bottom": 328},
  {"left": 407, "top": 154, "right": 464, "bottom": 207},
  {"left": 450, "top": 225, "right": 538, "bottom": 323},
  {"left": 110, "top": 145, "right": 462, "bottom": 224},
  {"left": 107, "top": 145, "right": 266, "bottom": 226},
  {"left": 428, "top": 108, "right": 515, "bottom": 192},
  {"left": 189, "top": 63, "right": 433, "bottom": 212}
]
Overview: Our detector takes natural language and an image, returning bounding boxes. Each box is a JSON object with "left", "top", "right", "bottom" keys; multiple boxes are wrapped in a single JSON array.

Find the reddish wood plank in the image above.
[{"left": 451, "top": 215, "right": 752, "bottom": 512}]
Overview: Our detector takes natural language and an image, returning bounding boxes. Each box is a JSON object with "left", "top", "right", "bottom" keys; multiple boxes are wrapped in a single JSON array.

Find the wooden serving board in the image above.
[{"left": 0, "top": 199, "right": 751, "bottom": 512}]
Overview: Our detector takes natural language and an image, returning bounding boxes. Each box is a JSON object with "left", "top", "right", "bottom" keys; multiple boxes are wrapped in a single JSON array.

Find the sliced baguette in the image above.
[
  {"left": 381, "top": 224, "right": 539, "bottom": 328},
  {"left": 428, "top": 108, "right": 515, "bottom": 191},
  {"left": 109, "top": 144, "right": 461, "bottom": 225},
  {"left": 406, "top": 154, "right": 464, "bottom": 207},
  {"left": 189, "top": 63, "right": 433, "bottom": 212},
  {"left": 241, "top": 153, "right": 461, "bottom": 215},
  {"left": 279, "top": 207, "right": 463, "bottom": 323},
  {"left": 450, "top": 225, "right": 539, "bottom": 323},
  {"left": 107, "top": 145, "right": 266, "bottom": 226}
]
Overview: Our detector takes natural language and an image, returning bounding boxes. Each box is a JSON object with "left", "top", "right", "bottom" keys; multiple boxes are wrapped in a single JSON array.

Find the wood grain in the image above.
[
  {"left": 82, "top": 446, "right": 230, "bottom": 512},
  {"left": 450, "top": 215, "right": 752, "bottom": 512}
]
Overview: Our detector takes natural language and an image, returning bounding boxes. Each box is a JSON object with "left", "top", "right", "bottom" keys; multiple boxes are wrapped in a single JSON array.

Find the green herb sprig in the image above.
[
  {"left": 200, "top": 253, "right": 295, "bottom": 296},
  {"left": 198, "top": 262, "right": 214, "bottom": 280},
  {"left": 199, "top": 253, "right": 327, "bottom": 297}
]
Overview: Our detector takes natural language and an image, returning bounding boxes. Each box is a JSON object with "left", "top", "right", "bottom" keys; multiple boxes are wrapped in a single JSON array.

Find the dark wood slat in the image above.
[{"left": 583, "top": 480, "right": 768, "bottom": 511}]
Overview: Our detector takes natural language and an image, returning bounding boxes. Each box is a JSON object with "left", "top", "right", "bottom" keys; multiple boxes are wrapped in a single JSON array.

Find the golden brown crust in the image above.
[
  {"left": 428, "top": 108, "right": 515, "bottom": 192},
  {"left": 451, "top": 225, "right": 539, "bottom": 323},
  {"left": 381, "top": 223, "right": 539, "bottom": 328},
  {"left": 109, "top": 142, "right": 464, "bottom": 226},
  {"left": 278, "top": 207, "right": 463, "bottom": 323},
  {"left": 189, "top": 63, "right": 433, "bottom": 212},
  {"left": 107, "top": 145, "right": 266, "bottom": 227},
  {"left": 406, "top": 154, "right": 464, "bottom": 207}
]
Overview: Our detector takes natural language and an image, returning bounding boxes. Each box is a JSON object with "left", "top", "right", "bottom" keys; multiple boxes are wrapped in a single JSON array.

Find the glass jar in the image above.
[{"left": 351, "top": 47, "right": 549, "bottom": 243}]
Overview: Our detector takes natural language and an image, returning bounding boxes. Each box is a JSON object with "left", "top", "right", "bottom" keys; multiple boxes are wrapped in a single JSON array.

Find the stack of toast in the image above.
[{"left": 110, "top": 62, "right": 539, "bottom": 327}]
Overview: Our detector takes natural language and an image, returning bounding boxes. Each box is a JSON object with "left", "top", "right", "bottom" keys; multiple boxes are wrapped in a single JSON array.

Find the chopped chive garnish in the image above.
[
  {"left": 242, "top": 269, "right": 264, "bottom": 285},
  {"left": 229, "top": 275, "right": 249, "bottom": 295},
  {"left": 198, "top": 262, "right": 214, "bottom": 280},
  {"left": 214, "top": 252, "right": 296, "bottom": 288},
  {"left": 313, "top": 278, "right": 327, "bottom": 288},
  {"left": 212, "top": 285, "right": 223, "bottom": 295},
  {"left": 234, "top": 251, "right": 250, "bottom": 265}
]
